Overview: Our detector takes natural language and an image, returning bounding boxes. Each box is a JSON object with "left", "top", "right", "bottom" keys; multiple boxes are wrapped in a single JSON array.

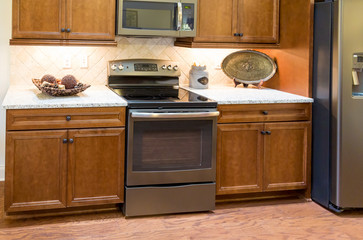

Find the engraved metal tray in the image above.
[{"left": 222, "top": 50, "right": 277, "bottom": 84}]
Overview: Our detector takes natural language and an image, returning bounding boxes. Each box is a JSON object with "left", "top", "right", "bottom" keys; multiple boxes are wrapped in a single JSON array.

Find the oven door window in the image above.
[
  {"left": 132, "top": 120, "right": 212, "bottom": 171},
  {"left": 122, "top": 1, "right": 178, "bottom": 31}
]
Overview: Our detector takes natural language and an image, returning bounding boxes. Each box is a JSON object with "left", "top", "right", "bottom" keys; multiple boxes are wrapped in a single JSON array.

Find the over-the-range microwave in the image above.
[{"left": 117, "top": 0, "right": 197, "bottom": 37}]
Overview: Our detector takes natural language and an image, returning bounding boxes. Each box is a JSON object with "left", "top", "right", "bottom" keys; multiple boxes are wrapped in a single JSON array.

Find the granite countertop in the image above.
[
  {"left": 1, "top": 85, "right": 127, "bottom": 109},
  {"left": 183, "top": 86, "right": 313, "bottom": 104}
]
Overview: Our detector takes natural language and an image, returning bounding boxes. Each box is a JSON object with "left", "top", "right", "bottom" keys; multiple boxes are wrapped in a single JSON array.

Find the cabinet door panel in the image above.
[
  {"left": 67, "top": 128, "right": 125, "bottom": 207},
  {"left": 264, "top": 122, "right": 310, "bottom": 191},
  {"left": 5, "top": 130, "right": 67, "bottom": 212},
  {"left": 12, "top": 0, "right": 65, "bottom": 39},
  {"left": 237, "top": 0, "right": 279, "bottom": 43},
  {"left": 66, "top": 0, "right": 115, "bottom": 40},
  {"left": 195, "top": 0, "right": 237, "bottom": 42},
  {"left": 217, "top": 123, "right": 264, "bottom": 195}
]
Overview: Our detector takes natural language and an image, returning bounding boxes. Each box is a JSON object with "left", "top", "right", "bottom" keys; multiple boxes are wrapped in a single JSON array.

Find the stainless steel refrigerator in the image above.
[{"left": 312, "top": 0, "right": 363, "bottom": 212}]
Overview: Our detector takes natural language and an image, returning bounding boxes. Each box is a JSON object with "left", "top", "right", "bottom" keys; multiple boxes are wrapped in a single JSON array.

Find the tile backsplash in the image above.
[{"left": 10, "top": 37, "right": 238, "bottom": 87}]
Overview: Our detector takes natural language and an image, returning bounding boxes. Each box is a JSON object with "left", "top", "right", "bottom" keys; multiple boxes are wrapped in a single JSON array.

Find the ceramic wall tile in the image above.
[{"left": 10, "top": 37, "right": 238, "bottom": 87}]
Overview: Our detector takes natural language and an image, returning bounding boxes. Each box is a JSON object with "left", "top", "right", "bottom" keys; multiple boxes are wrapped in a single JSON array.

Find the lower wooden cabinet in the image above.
[
  {"left": 5, "top": 128, "right": 125, "bottom": 213},
  {"left": 263, "top": 122, "right": 310, "bottom": 191},
  {"left": 216, "top": 104, "right": 311, "bottom": 197},
  {"left": 5, "top": 107, "right": 126, "bottom": 213},
  {"left": 5, "top": 130, "right": 68, "bottom": 212},
  {"left": 67, "top": 128, "right": 125, "bottom": 207},
  {"left": 217, "top": 123, "right": 264, "bottom": 194}
]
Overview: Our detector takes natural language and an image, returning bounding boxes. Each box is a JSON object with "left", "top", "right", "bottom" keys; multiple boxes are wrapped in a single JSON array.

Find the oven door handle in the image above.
[{"left": 131, "top": 111, "right": 220, "bottom": 119}]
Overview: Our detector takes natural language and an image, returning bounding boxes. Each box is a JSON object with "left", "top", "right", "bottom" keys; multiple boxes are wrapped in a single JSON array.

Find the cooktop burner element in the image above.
[{"left": 107, "top": 59, "right": 217, "bottom": 109}]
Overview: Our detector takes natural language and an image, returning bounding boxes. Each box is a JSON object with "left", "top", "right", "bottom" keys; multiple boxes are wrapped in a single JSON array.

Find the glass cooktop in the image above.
[{"left": 109, "top": 87, "right": 217, "bottom": 109}]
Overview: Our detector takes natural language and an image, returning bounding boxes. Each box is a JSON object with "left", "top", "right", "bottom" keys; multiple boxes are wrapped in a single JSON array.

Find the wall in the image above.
[
  {"left": 0, "top": 0, "right": 12, "bottom": 181},
  {"left": 10, "top": 38, "right": 238, "bottom": 87}
]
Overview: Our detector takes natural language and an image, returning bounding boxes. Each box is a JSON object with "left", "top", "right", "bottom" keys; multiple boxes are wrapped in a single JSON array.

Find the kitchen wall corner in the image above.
[{"left": 0, "top": 0, "right": 12, "bottom": 181}]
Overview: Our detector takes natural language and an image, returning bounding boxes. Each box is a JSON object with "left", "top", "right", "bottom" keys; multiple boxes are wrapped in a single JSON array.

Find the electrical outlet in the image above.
[
  {"left": 63, "top": 55, "right": 71, "bottom": 69},
  {"left": 80, "top": 54, "right": 88, "bottom": 68}
]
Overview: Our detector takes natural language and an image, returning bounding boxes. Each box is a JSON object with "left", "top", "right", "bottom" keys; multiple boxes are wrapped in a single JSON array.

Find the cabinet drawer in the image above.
[
  {"left": 218, "top": 103, "right": 311, "bottom": 123},
  {"left": 6, "top": 107, "right": 126, "bottom": 130}
]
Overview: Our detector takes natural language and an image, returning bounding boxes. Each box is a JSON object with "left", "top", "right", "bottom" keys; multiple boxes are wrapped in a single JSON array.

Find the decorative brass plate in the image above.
[{"left": 222, "top": 50, "right": 277, "bottom": 84}]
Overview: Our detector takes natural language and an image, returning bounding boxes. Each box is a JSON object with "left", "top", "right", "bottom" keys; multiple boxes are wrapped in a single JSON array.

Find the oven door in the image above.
[{"left": 126, "top": 109, "right": 218, "bottom": 186}]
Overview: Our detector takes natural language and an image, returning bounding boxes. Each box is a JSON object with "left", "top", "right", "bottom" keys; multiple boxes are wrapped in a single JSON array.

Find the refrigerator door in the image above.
[
  {"left": 332, "top": 0, "right": 363, "bottom": 208},
  {"left": 311, "top": 1, "right": 333, "bottom": 208}
]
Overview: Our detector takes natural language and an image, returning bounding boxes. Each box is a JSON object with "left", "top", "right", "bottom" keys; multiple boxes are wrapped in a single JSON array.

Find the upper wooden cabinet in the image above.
[
  {"left": 66, "top": 0, "right": 115, "bottom": 40},
  {"left": 12, "top": 0, "right": 65, "bottom": 39},
  {"left": 196, "top": 0, "right": 237, "bottom": 43},
  {"left": 11, "top": 0, "right": 116, "bottom": 46},
  {"left": 175, "top": 0, "right": 280, "bottom": 48},
  {"left": 236, "top": 0, "right": 280, "bottom": 43}
]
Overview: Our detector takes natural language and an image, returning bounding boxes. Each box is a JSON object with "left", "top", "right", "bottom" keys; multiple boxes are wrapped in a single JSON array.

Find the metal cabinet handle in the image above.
[
  {"left": 234, "top": 33, "right": 239, "bottom": 36},
  {"left": 239, "top": 33, "right": 243, "bottom": 37},
  {"left": 262, "top": 111, "right": 269, "bottom": 115},
  {"left": 66, "top": 28, "right": 71, "bottom": 33},
  {"left": 261, "top": 131, "right": 266, "bottom": 135},
  {"left": 66, "top": 116, "right": 71, "bottom": 121},
  {"left": 63, "top": 139, "right": 68, "bottom": 143},
  {"left": 266, "top": 131, "right": 271, "bottom": 135},
  {"left": 61, "top": 28, "right": 66, "bottom": 32},
  {"left": 69, "top": 138, "right": 74, "bottom": 143}
]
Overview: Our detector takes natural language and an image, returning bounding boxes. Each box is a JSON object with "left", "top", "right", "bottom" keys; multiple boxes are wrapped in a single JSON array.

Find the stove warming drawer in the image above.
[{"left": 124, "top": 183, "right": 215, "bottom": 217}]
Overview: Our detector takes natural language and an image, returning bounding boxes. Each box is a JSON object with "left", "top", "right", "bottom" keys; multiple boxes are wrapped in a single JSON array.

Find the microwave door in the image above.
[
  {"left": 179, "top": 0, "right": 197, "bottom": 37},
  {"left": 118, "top": 0, "right": 180, "bottom": 37}
]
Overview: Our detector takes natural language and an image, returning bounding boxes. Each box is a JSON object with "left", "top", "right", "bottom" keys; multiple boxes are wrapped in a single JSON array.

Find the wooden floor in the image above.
[{"left": 1, "top": 183, "right": 363, "bottom": 240}]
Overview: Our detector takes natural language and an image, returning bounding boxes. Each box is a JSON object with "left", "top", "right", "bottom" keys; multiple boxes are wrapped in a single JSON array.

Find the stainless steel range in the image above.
[{"left": 108, "top": 59, "right": 218, "bottom": 217}]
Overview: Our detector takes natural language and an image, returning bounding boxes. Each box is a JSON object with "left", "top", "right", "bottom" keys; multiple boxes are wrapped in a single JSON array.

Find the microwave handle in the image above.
[{"left": 177, "top": 2, "right": 182, "bottom": 31}]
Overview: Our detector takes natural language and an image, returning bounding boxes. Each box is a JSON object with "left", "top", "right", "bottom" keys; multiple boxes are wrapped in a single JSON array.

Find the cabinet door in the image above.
[
  {"left": 236, "top": 0, "right": 279, "bottom": 43},
  {"left": 194, "top": 0, "right": 238, "bottom": 42},
  {"left": 67, "top": 128, "right": 125, "bottom": 207},
  {"left": 5, "top": 130, "right": 67, "bottom": 212},
  {"left": 263, "top": 122, "right": 310, "bottom": 191},
  {"left": 66, "top": 0, "right": 115, "bottom": 40},
  {"left": 12, "top": 0, "right": 65, "bottom": 39},
  {"left": 217, "top": 123, "right": 264, "bottom": 195}
]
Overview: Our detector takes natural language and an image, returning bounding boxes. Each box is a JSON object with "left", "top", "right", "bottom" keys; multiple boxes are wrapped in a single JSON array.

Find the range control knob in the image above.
[
  {"left": 167, "top": 65, "right": 172, "bottom": 71},
  {"left": 161, "top": 65, "right": 167, "bottom": 70},
  {"left": 118, "top": 64, "right": 124, "bottom": 70},
  {"left": 111, "top": 64, "right": 117, "bottom": 71},
  {"left": 173, "top": 65, "right": 179, "bottom": 71}
]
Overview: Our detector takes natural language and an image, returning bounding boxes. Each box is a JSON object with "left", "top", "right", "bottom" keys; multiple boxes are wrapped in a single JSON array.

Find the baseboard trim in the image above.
[{"left": 0, "top": 165, "right": 4, "bottom": 181}]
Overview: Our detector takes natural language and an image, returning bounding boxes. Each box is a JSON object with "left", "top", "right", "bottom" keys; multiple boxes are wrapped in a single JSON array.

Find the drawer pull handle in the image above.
[
  {"left": 69, "top": 138, "right": 74, "bottom": 143},
  {"left": 266, "top": 131, "right": 271, "bottom": 135},
  {"left": 261, "top": 131, "right": 266, "bottom": 135},
  {"left": 63, "top": 139, "right": 68, "bottom": 143},
  {"left": 66, "top": 116, "right": 71, "bottom": 121},
  {"left": 262, "top": 111, "right": 269, "bottom": 115}
]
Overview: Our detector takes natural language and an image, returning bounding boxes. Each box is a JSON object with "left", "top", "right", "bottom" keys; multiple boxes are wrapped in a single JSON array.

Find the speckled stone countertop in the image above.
[
  {"left": 182, "top": 86, "right": 313, "bottom": 104},
  {"left": 1, "top": 85, "right": 127, "bottom": 109}
]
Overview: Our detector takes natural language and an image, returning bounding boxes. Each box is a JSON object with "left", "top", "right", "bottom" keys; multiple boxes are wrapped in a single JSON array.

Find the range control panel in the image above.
[{"left": 108, "top": 59, "right": 180, "bottom": 77}]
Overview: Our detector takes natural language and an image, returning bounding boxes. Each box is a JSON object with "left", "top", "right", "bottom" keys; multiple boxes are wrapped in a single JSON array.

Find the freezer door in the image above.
[{"left": 311, "top": 1, "right": 333, "bottom": 208}]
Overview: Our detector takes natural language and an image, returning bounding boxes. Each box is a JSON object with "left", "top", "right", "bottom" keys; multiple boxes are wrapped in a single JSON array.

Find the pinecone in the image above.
[
  {"left": 41, "top": 74, "right": 57, "bottom": 84},
  {"left": 61, "top": 75, "right": 77, "bottom": 89}
]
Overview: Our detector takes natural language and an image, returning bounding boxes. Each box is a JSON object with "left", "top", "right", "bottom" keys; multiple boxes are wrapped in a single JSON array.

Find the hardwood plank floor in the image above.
[{"left": 1, "top": 182, "right": 363, "bottom": 240}]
